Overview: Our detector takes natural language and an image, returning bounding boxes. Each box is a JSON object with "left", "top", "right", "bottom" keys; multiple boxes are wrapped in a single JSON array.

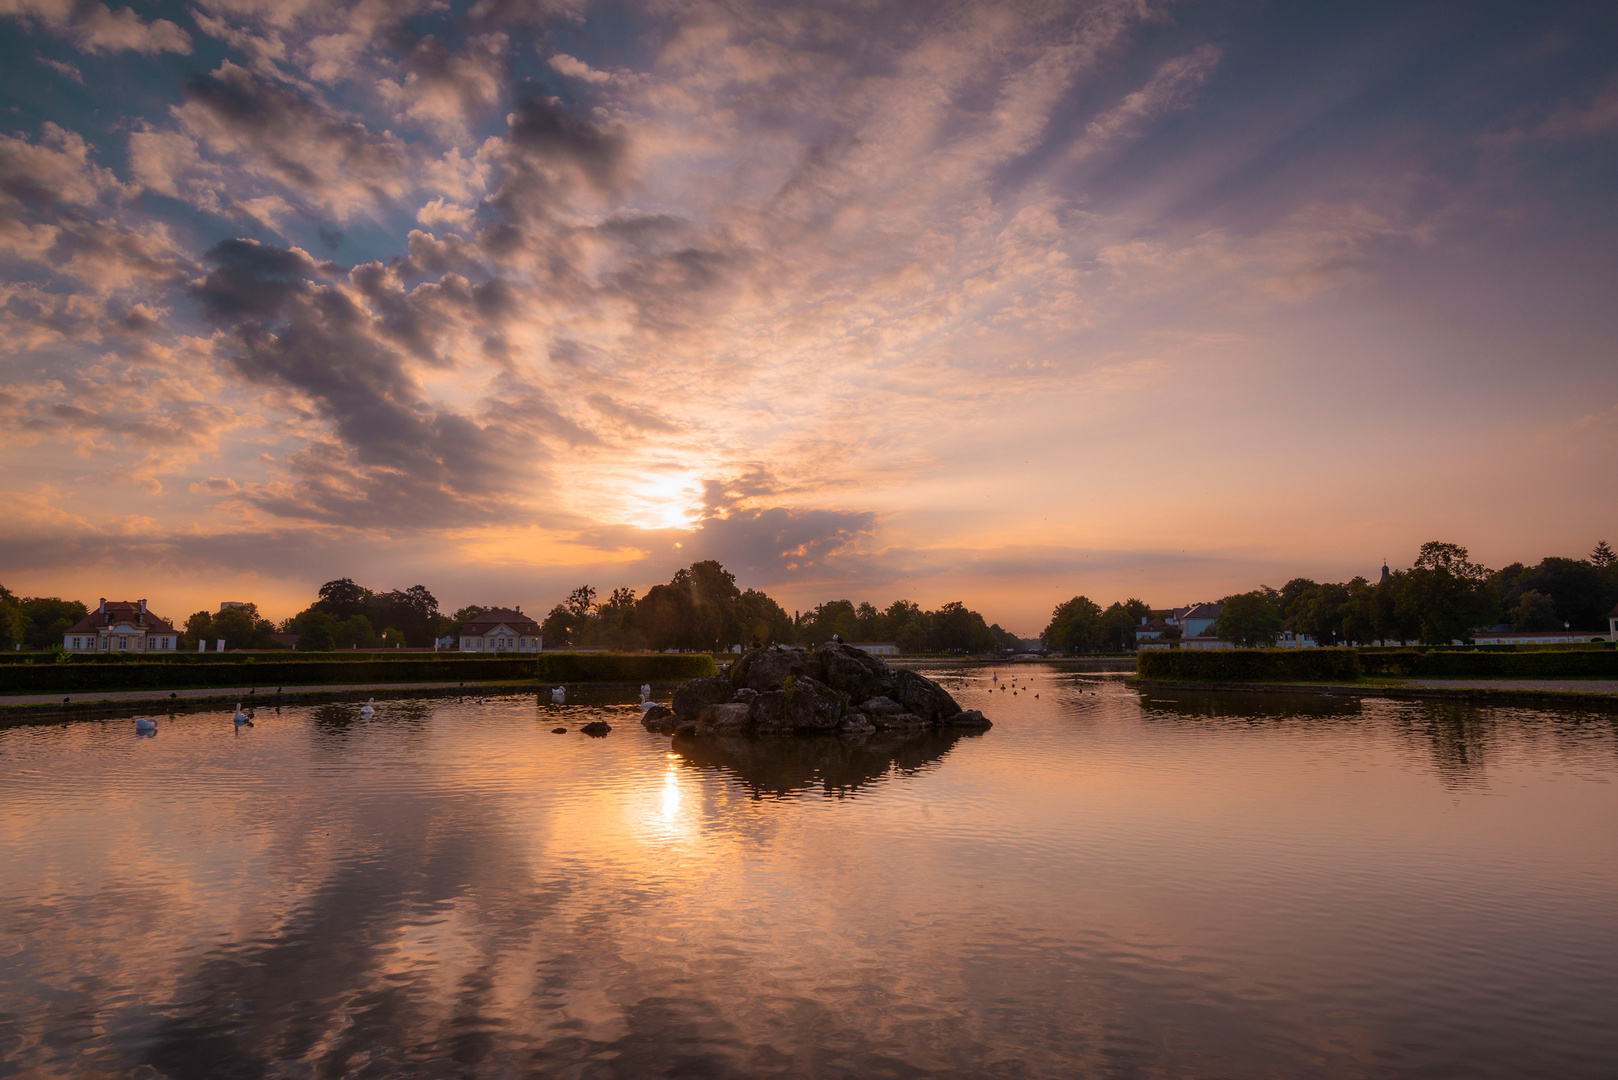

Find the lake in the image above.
[{"left": 1, "top": 666, "right": 1614, "bottom": 1078}]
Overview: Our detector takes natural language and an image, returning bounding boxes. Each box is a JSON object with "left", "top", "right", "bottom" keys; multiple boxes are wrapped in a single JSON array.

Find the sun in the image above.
[{"left": 623, "top": 470, "right": 703, "bottom": 531}]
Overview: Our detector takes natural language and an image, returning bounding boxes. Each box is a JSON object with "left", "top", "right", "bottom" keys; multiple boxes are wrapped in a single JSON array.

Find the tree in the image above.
[
  {"left": 336, "top": 615, "right": 377, "bottom": 649},
  {"left": 183, "top": 610, "right": 213, "bottom": 649},
  {"left": 594, "top": 587, "right": 640, "bottom": 649},
  {"left": 736, "top": 588, "right": 792, "bottom": 647},
  {"left": 1214, "top": 591, "right": 1283, "bottom": 647},
  {"left": 19, "top": 596, "right": 88, "bottom": 651},
  {"left": 1397, "top": 541, "right": 1497, "bottom": 645},
  {"left": 1042, "top": 596, "right": 1103, "bottom": 653},
  {"left": 542, "top": 603, "right": 576, "bottom": 648},
  {"left": 0, "top": 585, "right": 24, "bottom": 652},
  {"left": 315, "top": 578, "right": 371, "bottom": 620},
  {"left": 296, "top": 612, "right": 337, "bottom": 651},
  {"left": 565, "top": 585, "right": 597, "bottom": 621},
  {"left": 1509, "top": 590, "right": 1560, "bottom": 631},
  {"left": 1591, "top": 540, "right": 1616, "bottom": 569}
]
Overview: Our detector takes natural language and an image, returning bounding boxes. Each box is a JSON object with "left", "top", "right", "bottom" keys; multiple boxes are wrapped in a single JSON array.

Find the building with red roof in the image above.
[
  {"left": 63, "top": 598, "right": 180, "bottom": 654},
  {"left": 457, "top": 607, "right": 543, "bottom": 653}
]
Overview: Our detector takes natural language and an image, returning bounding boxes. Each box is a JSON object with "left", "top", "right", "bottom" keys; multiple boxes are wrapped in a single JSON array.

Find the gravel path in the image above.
[{"left": 1411, "top": 679, "right": 1618, "bottom": 695}]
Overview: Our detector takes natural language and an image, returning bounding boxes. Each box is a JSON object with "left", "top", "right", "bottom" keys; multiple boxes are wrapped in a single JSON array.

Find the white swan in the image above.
[
  {"left": 551, "top": 687, "right": 566, "bottom": 704},
  {"left": 134, "top": 716, "right": 157, "bottom": 734},
  {"left": 359, "top": 697, "right": 375, "bottom": 719},
  {"left": 233, "top": 704, "right": 252, "bottom": 727},
  {"left": 639, "top": 683, "right": 652, "bottom": 704}
]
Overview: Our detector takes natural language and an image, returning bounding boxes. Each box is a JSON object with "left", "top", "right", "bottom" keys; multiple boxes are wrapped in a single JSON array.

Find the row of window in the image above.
[{"left": 68, "top": 636, "right": 175, "bottom": 651}]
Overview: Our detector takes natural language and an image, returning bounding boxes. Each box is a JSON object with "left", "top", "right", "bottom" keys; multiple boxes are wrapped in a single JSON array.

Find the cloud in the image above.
[
  {"left": 547, "top": 52, "right": 613, "bottom": 85},
  {"left": 173, "top": 62, "right": 415, "bottom": 222},
  {"left": 37, "top": 55, "right": 82, "bottom": 82},
  {"left": 1083, "top": 44, "right": 1224, "bottom": 143},
  {"left": 1, "top": 0, "right": 192, "bottom": 55}
]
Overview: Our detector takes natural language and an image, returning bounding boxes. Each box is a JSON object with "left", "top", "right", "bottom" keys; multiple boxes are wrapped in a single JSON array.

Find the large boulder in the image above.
[
  {"left": 751, "top": 690, "right": 791, "bottom": 732},
  {"left": 732, "top": 648, "right": 827, "bottom": 693},
  {"left": 813, "top": 643, "right": 896, "bottom": 702},
  {"left": 699, "top": 702, "right": 755, "bottom": 733},
  {"left": 672, "top": 676, "right": 737, "bottom": 720},
  {"left": 894, "top": 668, "right": 961, "bottom": 721},
  {"left": 781, "top": 675, "right": 849, "bottom": 730}
]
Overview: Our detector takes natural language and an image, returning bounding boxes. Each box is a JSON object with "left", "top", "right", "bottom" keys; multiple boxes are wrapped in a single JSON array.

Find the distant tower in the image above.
[{"left": 1379, "top": 560, "right": 1390, "bottom": 584}]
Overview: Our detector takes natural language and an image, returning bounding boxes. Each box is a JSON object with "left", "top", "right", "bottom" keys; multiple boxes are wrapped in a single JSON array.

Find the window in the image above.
[
  {"left": 71, "top": 637, "right": 80, "bottom": 650},
  {"left": 119, "top": 637, "right": 128, "bottom": 650}
]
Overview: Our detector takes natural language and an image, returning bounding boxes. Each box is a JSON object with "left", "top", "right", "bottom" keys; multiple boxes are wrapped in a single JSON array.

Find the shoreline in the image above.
[
  {"left": 1131, "top": 677, "right": 1618, "bottom": 712},
  {"left": 0, "top": 679, "right": 685, "bottom": 725}
]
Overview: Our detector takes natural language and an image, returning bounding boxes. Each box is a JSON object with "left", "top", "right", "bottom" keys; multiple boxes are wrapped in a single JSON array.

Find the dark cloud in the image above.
[
  {"left": 688, "top": 505, "right": 876, "bottom": 580},
  {"left": 485, "top": 96, "right": 626, "bottom": 224},
  {"left": 191, "top": 238, "right": 570, "bottom": 525},
  {"left": 177, "top": 62, "right": 413, "bottom": 219}
]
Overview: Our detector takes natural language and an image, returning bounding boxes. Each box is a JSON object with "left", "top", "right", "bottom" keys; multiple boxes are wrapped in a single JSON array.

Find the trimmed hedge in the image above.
[
  {"left": 533, "top": 652, "right": 717, "bottom": 682},
  {"left": 1360, "top": 650, "right": 1618, "bottom": 679},
  {"left": 0, "top": 650, "right": 457, "bottom": 666},
  {"left": 0, "top": 657, "right": 536, "bottom": 694},
  {"left": 1137, "top": 648, "right": 1362, "bottom": 683}
]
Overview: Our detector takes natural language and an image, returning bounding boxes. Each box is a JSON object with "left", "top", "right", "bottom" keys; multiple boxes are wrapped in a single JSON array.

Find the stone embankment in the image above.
[{"left": 644, "top": 643, "right": 990, "bottom": 737}]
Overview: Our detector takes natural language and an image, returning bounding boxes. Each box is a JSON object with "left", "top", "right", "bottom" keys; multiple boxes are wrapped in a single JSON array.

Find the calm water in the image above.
[{"left": 1, "top": 667, "right": 1615, "bottom": 1079}]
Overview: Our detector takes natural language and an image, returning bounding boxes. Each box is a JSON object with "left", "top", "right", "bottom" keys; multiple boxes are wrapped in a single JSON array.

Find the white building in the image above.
[
  {"left": 1471, "top": 628, "right": 1610, "bottom": 646},
  {"left": 849, "top": 641, "right": 899, "bottom": 657},
  {"left": 63, "top": 598, "right": 179, "bottom": 653},
  {"left": 457, "top": 608, "right": 543, "bottom": 653}
]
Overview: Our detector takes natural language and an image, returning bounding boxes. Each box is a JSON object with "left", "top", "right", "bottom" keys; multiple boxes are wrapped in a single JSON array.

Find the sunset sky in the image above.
[{"left": 2, "top": 0, "right": 1615, "bottom": 633}]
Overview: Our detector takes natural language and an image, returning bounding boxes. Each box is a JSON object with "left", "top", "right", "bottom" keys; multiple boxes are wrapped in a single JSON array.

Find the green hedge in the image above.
[
  {"left": 0, "top": 657, "right": 536, "bottom": 694},
  {"left": 0, "top": 649, "right": 469, "bottom": 666},
  {"left": 1137, "top": 648, "right": 1362, "bottom": 683},
  {"left": 1360, "top": 650, "right": 1618, "bottom": 678},
  {"left": 533, "top": 653, "right": 717, "bottom": 682}
]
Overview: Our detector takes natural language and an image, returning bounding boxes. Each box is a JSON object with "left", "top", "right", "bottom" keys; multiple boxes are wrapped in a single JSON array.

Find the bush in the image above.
[
  {"left": 1137, "top": 649, "right": 1362, "bottom": 683},
  {"left": 533, "top": 652, "right": 717, "bottom": 683},
  {"left": 1359, "top": 650, "right": 1618, "bottom": 679},
  {"left": 0, "top": 657, "right": 537, "bottom": 694}
]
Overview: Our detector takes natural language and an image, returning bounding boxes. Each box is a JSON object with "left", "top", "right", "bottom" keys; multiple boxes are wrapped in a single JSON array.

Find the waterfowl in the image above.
[
  {"left": 134, "top": 716, "right": 157, "bottom": 734},
  {"left": 359, "top": 698, "right": 375, "bottom": 719},
  {"left": 233, "top": 704, "right": 253, "bottom": 727},
  {"left": 640, "top": 683, "right": 652, "bottom": 704},
  {"left": 551, "top": 687, "right": 566, "bottom": 704}
]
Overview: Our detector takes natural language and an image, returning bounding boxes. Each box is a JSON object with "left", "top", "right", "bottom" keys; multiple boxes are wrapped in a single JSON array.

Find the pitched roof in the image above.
[
  {"left": 457, "top": 608, "right": 541, "bottom": 635},
  {"left": 65, "top": 600, "right": 177, "bottom": 636},
  {"left": 1182, "top": 602, "right": 1223, "bottom": 621}
]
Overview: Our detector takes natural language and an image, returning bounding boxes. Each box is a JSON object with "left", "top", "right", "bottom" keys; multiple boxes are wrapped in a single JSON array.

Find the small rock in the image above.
[
  {"left": 870, "top": 711, "right": 929, "bottom": 730},
  {"left": 641, "top": 703, "right": 679, "bottom": 733},
  {"left": 838, "top": 713, "right": 876, "bottom": 734},
  {"left": 858, "top": 695, "right": 905, "bottom": 715},
  {"left": 551, "top": 727, "right": 568, "bottom": 734},
  {"left": 943, "top": 709, "right": 992, "bottom": 729},
  {"left": 581, "top": 721, "right": 612, "bottom": 736}
]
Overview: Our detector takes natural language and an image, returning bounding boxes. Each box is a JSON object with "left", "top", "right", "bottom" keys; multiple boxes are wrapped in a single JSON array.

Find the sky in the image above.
[{"left": 1, "top": 0, "right": 1615, "bottom": 634}]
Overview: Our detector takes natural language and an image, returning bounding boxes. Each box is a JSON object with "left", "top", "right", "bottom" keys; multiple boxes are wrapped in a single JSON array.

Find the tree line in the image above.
[
  {"left": 540, "top": 561, "right": 1021, "bottom": 654},
  {"left": 1040, "top": 540, "right": 1618, "bottom": 651}
]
